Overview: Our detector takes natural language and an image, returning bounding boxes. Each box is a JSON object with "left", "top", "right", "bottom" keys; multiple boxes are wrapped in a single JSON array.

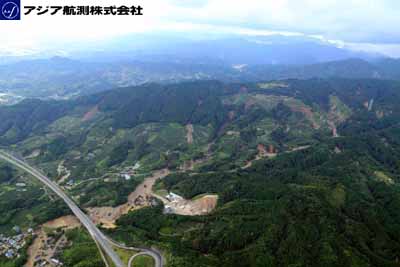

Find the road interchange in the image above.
[{"left": 0, "top": 150, "right": 163, "bottom": 267}]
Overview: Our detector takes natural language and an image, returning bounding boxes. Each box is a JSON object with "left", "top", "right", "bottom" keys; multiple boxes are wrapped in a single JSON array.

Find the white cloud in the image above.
[
  {"left": 169, "top": 0, "right": 400, "bottom": 43},
  {"left": 1, "top": 0, "right": 400, "bottom": 57}
]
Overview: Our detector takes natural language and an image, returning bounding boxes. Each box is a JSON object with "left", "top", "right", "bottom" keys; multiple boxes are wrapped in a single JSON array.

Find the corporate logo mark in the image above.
[
  {"left": 0, "top": 0, "right": 20, "bottom": 20},
  {"left": 0, "top": 0, "right": 144, "bottom": 19}
]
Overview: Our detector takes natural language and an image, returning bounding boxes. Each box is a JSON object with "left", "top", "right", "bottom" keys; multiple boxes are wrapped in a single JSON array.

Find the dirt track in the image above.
[
  {"left": 26, "top": 215, "right": 81, "bottom": 267},
  {"left": 186, "top": 124, "right": 194, "bottom": 144},
  {"left": 87, "top": 169, "right": 170, "bottom": 228}
]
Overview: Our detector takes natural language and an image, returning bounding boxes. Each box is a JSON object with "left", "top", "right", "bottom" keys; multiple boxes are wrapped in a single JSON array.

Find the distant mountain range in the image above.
[
  {"left": 0, "top": 34, "right": 399, "bottom": 102},
  {"left": 71, "top": 34, "right": 381, "bottom": 65},
  {"left": 1, "top": 56, "right": 400, "bottom": 102},
  {"left": 243, "top": 58, "right": 400, "bottom": 80}
]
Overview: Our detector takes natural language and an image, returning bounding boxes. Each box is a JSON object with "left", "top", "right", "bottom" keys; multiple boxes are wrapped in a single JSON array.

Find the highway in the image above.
[{"left": 0, "top": 150, "right": 163, "bottom": 267}]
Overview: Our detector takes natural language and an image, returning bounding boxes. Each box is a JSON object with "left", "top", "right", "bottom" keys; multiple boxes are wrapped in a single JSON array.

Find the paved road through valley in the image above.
[{"left": 0, "top": 150, "right": 162, "bottom": 267}]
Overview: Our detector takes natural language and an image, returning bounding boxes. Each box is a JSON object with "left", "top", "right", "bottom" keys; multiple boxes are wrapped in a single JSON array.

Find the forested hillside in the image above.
[{"left": 0, "top": 78, "right": 400, "bottom": 267}]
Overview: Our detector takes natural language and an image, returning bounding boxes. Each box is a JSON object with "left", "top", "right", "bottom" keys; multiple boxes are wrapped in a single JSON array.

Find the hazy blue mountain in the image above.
[
  {"left": 245, "top": 58, "right": 381, "bottom": 80},
  {"left": 74, "top": 34, "right": 380, "bottom": 65},
  {"left": 373, "top": 58, "right": 400, "bottom": 78},
  {"left": 0, "top": 34, "right": 395, "bottom": 103}
]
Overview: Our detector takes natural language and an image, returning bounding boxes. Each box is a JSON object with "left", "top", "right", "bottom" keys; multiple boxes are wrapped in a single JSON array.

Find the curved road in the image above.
[
  {"left": 107, "top": 238, "right": 163, "bottom": 267},
  {"left": 128, "top": 252, "right": 153, "bottom": 267},
  {"left": 0, "top": 150, "right": 163, "bottom": 267}
]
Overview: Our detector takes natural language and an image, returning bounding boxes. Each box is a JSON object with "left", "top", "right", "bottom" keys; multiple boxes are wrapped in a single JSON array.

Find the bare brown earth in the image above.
[
  {"left": 327, "top": 102, "right": 347, "bottom": 138},
  {"left": 43, "top": 215, "right": 81, "bottom": 229},
  {"left": 179, "top": 156, "right": 210, "bottom": 172},
  {"left": 57, "top": 160, "right": 71, "bottom": 184},
  {"left": 186, "top": 124, "right": 194, "bottom": 145},
  {"left": 86, "top": 169, "right": 170, "bottom": 228},
  {"left": 376, "top": 110, "right": 384, "bottom": 119},
  {"left": 87, "top": 145, "right": 220, "bottom": 225},
  {"left": 179, "top": 143, "right": 214, "bottom": 172},
  {"left": 243, "top": 144, "right": 312, "bottom": 169},
  {"left": 363, "top": 101, "right": 369, "bottom": 109},
  {"left": 327, "top": 120, "right": 339, "bottom": 137},
  {"left": 158, "top": 194, "right": 218, "bottom": 216},
  {"left": 26, "top": 216, "right": 81, "bottom": 267},
  {"left": 24, "top": 136, "right": 309, "bottom": 266},
  {"left": 288, "top": 105, "right": 320, "bottom": 129},
  {"left": 257, "top": 143, "right": 268, "bottom": 156},
  {"left": 242, "top": 144, "right": 277, "bottom": 169},
  {"left": 82, "top": 105, "right": 99, "bottom": 122}
]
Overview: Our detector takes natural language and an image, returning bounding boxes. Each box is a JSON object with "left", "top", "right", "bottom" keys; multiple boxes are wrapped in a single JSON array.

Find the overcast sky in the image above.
[{"left": 2, "top": 0, "right": 400, "bottom": 57}]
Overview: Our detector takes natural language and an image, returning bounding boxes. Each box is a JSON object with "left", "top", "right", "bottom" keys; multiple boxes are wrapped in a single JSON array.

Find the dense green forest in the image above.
[
  {"left": 0, "top": 164, "right": 69, "bottom": 234},
  {"left": 61, "top": 228, "right": 106, "bottom": 267},
  {"left": 111, "top": 123, "right": 400, "bottom": 267},
  {"left": 1, "top": 78, "right": 400, "bottom": 266}
]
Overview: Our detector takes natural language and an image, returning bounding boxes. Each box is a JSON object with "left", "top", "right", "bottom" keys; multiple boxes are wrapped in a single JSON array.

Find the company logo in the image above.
[{"left": 0, "top": 0, "right": 20, "bottom": 20}]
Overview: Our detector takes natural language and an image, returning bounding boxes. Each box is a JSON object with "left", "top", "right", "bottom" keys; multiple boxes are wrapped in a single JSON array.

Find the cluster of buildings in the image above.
[
  {"left": 16, "top": 182, "right": 28, "bottom": 192},
  {"left": 65, "top": 179, "right": 75, "bottom": 187},
  {"left": 119, "top": 162, "right": 141, "bottom": 180},
  {"left": 32, "top": 232, "right": 67, "bottom": 267},
  {"left": 164, "top": 192, "right": 184, "bottom": 214},
  {"left": 0, "top": 226, "right": 33, "bottom": 259},
  {"left": 165, "top": 192, "right": 184, "bottom": 202},
  {"left": 34, "top": 257, "right": 63, "bottom": 267}
]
